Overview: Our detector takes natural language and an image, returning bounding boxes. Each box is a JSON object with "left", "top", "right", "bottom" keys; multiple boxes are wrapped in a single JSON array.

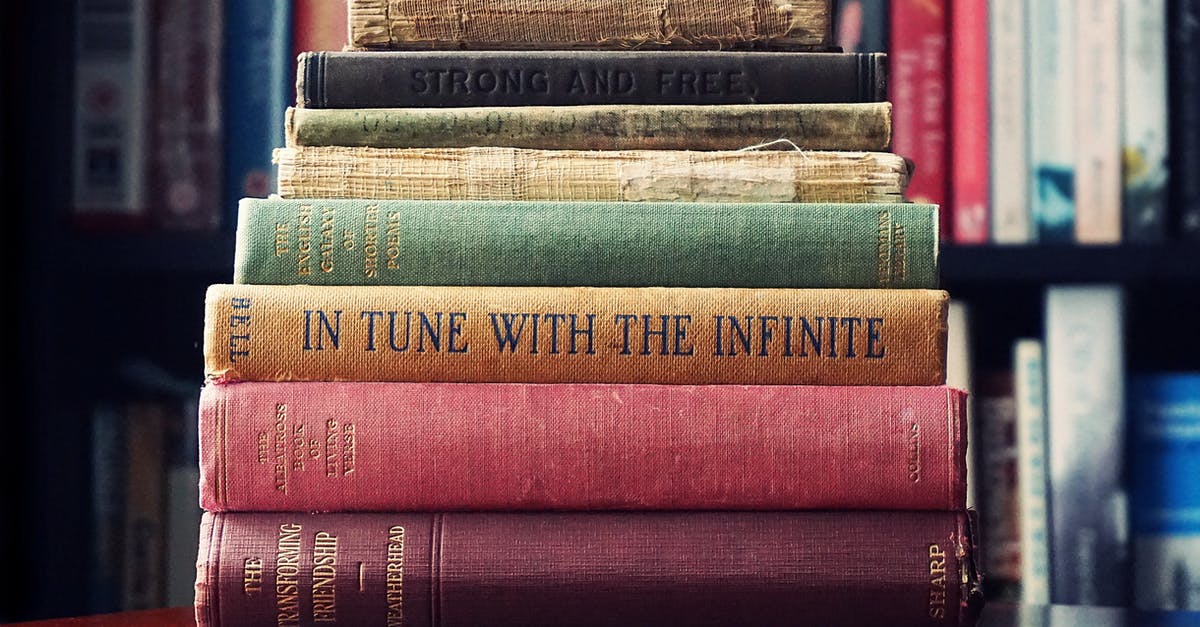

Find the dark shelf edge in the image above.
[
  {"left": 57, "top": 231, "right": 236, "bottom": 277},
  {"left": 940, "top": 243, "right": 1200, "bottom": 285}
]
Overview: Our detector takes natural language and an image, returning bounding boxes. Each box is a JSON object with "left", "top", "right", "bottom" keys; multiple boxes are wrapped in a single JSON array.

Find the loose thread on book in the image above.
[{"left": 737, "top": 138, "right": 805, "bottom": 152}]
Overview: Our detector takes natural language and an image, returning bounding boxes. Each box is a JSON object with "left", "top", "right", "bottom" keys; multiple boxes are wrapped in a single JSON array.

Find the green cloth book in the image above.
[{"left": 234, "top": 198, "right": 939, "bottom": 288}]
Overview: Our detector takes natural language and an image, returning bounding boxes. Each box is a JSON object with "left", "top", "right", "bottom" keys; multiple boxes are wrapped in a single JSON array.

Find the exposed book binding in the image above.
[
  {"left": 346, "top": 0, "right": 835, "bottom": 50},
  {"left": 273, "top": 146, "right": 911, "bottom": 204}
]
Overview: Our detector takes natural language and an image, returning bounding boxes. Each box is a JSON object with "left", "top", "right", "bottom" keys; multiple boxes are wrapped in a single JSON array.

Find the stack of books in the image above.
[{"left": 194, "top": 1, "right": 983, "bottom": 624}]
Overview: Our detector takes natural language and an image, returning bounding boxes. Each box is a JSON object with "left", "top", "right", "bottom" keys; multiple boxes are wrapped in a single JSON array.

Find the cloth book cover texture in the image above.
[
  {"left": 273, "top": 147, "right": 910, "bottom": 204},
  {"left": 203, "top": 285, "right": 950, "bottom": 386},
  {"left": 346, "top": 0, "right": 834, "bottom": 49},
  {"left": 199, "top": 381, "right": 967, "bottom": 512},
  {"left": 194, "top": 511, "right": 982, "bottom": 627},
  {"left": 232, "top": 199, "right": 939, "bottom": 288},
  {"left": 296, "top": 51, "right": 888, "bottom": 108},
  {"left": 283, "top": 103, "right": 893, "bottom": 151}
]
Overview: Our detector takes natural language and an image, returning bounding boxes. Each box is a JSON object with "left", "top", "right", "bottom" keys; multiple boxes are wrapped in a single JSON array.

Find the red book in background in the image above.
[
  {"left": 890, "top": 0, "right": 951, "bottom": 240},
  {"left": 199, "top": 382, "right": 968, "bottom": 513},
  {"left": 293, "top": 0, "right": 348, "bottom": 55},
  {"left": 195, "top": 511, "right": 984, "bottom": 627},
  {"left": 151, "top": 0, "right": 223, "bottom": 231},
  {"left": 949, "top": 0, "right": 990, "bottom": 244}
]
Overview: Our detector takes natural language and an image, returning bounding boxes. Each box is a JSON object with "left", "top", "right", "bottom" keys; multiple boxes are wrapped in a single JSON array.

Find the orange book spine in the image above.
[{"left": 204, "top": 285, "right": 948, "bottom": 385}]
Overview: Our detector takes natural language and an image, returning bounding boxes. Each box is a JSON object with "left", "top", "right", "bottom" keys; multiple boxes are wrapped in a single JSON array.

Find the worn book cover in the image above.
[
  {"left": 233, "top": 199, "right": 936, "bottom": 288},
  {"left": 295, "top": 50, "right": 888, "bottom": 108},
  {"left": 203, "top": 285, "right": 950, "bottom": 386},
  {"left": 200, "top": 381, "right": 966, "bottom": 512},
  {"left": 346, "top": 0, "right": 835, "bottom": 50},
  {"left": 274, "top": 146, "right": 910, "bottom": 203},
  {"left": 284, "top": 103, "right": 893, "bottom": 151},
  {"left": 195, "top": 511, "right": 983, "bottom": 627}
]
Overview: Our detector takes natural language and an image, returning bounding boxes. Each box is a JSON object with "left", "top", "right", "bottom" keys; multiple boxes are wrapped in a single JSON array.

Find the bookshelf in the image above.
[{"left": 5, "top": 0, "right": 1200, "bottom": 623}]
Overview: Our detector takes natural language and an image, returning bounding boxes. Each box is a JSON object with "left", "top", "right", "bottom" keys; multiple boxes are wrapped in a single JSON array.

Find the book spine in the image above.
[
  {"left": 222, "top": 0, "right": 291, "bottom": 229},
  {"left": 203, "top": 284, "right": 950, "bottom": 386},
  {"left": 150, "top": 0, "right": 222, "bottom": 231},
  {"left": 1120, "top": 0, "right": 1169, "bottom": 243},
  {"left": 988, "top": 0, "right": 1031, "bottom": 243},
  {"left": 347, "top": 0, "right": 834, "bottom": 49},
  {"left": 195, "top": 510, "right": 982, "bottom": 627},
  {"left": 949, "top": 0, "right": 989, "bottom": 244},
  {"left": 71, "top": 0, "right": 150, "bottom": 228},
  {"left": 835, "top": 0, "right": 889, "bottom": 53},
  {"left": 274, "top": 146, "right": 910, "bottom": 204},
  {"left": 89, "top": 403, "right": 125, "bottom": 614},
  {"left": 1045, "top": 285, "right": 1129, "bottom": 606},
  {"left": 946, "top": 300, "right": 975, "bottom": 510},
  {"left": 293, "top": 0, "right": 347, "bottom": 57},
  {"left": 1028, "top": 0, "right": 1076, "bottom": 242},
  {"left": 1171, "top": 0, "right": 1200, "bottom": 239},
  {"left": 1013, "top": 338, "right": 1050, "bottom": 605},
  {"left": 976, "top": 373, "right": 1020, "bottom": 600},
  {"left": 296, "top": 50, "right": 889, "bottom": 108},
  {"left": 122, "top": 402, "right": 166, "bottom": 610},
  {"left": 200, "top": 381, "right": 966, "bottom": 512},
  {"left": 1074, "top": 0, "right": 1123, "bottom": 244},
  {"left": 889, "top": 0, "right": 949, "bottom": 239},
  {"left": 1130, "top": 374, "right": 1200, "bottom": 610},
  {"left": 284, "top": 103, "right": 894, "bottom": 151},
  {"left": 233, "top": 199, "right": 937, "bottom": 289}
]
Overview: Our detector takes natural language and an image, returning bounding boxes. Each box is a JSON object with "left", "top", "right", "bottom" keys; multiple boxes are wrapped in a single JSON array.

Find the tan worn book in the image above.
[
  {"left": 284, "top": 103, "right": 893, "bottom": 151},
  {"left": 274, "top": 146, "right": 910, "bottom": 203},
  {"left": 348, "top": 0, "right": 834, "bottom": 50},
  {"left": 204, "top": 284, "right": 949, "bottom": 386}
]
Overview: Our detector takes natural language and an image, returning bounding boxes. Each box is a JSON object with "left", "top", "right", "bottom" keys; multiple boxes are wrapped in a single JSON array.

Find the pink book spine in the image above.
[
  {"left": 950, "top": 0, "right": 990, "bottom": 244},
  {"left": 890, "top": 0, "right": 950, "bottom": 239},
  {"left": 200, "top": 382, "right": 967, "bottom": 512}
]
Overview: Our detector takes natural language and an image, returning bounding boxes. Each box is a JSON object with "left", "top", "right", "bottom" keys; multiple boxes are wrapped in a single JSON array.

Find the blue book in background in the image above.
[
  {"left": 835, "top": 0, "right": 889, "bottom": 53},
  {"left": 223, "top": 0, "right": 292, "bottom": 229},
  {"left": 1132, "top": 373, "right": 1200, "bottom": 610}
]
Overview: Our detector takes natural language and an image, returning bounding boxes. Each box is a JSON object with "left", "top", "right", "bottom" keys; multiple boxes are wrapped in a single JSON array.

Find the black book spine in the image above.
[
  {"left": 296, "top": 51, "right": 888, "bottom": 108},
  {"left": 1172, "top": 0, "right": 1200, "bottom": 239}
]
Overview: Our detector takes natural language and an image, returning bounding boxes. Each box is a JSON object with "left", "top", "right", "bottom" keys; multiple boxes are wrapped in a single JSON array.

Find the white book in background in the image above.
[
  {"left": 947, "top": 299, "right": 976, "bottom": 509},
  {"left": 1014, "top": 338, "right": 1051, "bottom": 605},
  {"left": 989, "top": 0, "right": 1031, "bottom": 243},
  {"left": 1119, "top": 0, "right": 1170, "bottom": 243},
  {"left": 1045, "top": 285, "right": 1128, "bottom": 606},
  {"left": 71, "top": 0, "right": 149, "bottom": 221},
  {"left": 1028, "top": 0, "right": 1076, "bottom": 242},
  {"left": 1074, "top": 0, "right": 1123, "bottom": 244}
]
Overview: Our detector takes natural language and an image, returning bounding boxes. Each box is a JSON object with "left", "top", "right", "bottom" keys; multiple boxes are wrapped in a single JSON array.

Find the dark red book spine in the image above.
[
  {"left": 195, "top": 511, "right": 983, "bottom": 627},
  {"left": 199, "top": 382, "right": 968, "bottom": 512},
  {"left": 890, "top": 0, "right": 951, "bottom": 240}
]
